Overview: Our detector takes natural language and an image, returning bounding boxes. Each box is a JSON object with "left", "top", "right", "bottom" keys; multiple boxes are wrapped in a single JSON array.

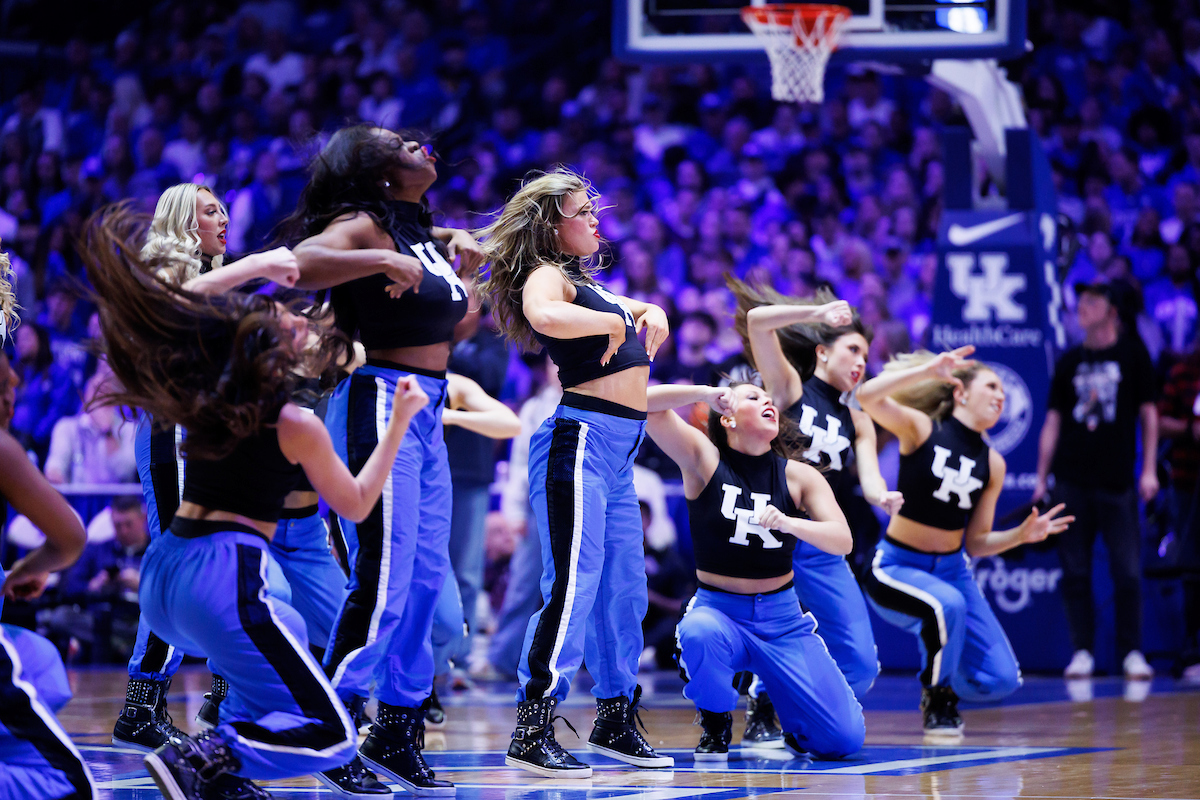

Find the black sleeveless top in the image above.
[
  {"left": 688, "top": 449, "right": 799, "bottom": 580},
  {"left": 181, "top": 424, "right": 301, "bottom": 523},
  {"left": 330, "top": 200, "right": 469, "bottom": 349},
  {"left": 532, "top": 265, "right": 650, "bottom": 388},
  {"left": 784, "top": 376, "right": 857, "bottom": 495},
  {"left": 290, "top": 378, "right": 322, "bottom": 494},
  {"left": 896, "top": 416, "right": 991, "bottom": 531}
]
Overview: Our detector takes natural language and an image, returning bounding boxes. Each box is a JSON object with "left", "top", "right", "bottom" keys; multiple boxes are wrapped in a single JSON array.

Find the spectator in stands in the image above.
[
  {"left": 10, "top": 320, "right": 77, "bottom": 464},
  {"left": 44, "top": 366, "right": 137, "bottom": 486},
  {"left": 59, "top": 496, "right": 148, "bottom": 601}
]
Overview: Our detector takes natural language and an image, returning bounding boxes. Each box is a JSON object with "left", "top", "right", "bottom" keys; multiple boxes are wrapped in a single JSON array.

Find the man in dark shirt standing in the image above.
[{"left": 1034, "top": 281, "right": 1159, "bottom": 680}]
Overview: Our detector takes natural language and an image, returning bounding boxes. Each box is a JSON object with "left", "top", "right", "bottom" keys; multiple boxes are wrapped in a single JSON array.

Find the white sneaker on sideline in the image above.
[
  {"left": 1064, "top": 649, "right": 1094, "bottom": 678},
  {"left": 1123, "top": 650, "right": 1154, "bottom": 680}
]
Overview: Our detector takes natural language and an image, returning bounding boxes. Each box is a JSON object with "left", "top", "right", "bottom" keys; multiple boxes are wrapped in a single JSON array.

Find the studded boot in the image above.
[
  {"left": 921, "top": 685, "right": 964, "bottom": 735},
  {"left": 693, "top": 709, "right": 733, "bottom": 762},
  {"left": 586, "top": 685, "right": 673, "bottom": 768},
  {"left": 359, "top": 700, "right": 454, "bottom": 796},
  {"left": 196, "top": 674, "right": 229, "bottom": 728},
  {"left": 112, "top": 678, "right": 184, "bottom": 753},
  {"left": 506, "top": 697, "right": 592, "bottom": 779},
  {"left": 143, "top": 729, "right": 239, "bottom": 800},
  {"left": 203, "top": 772, "right": 273, "bottom": 800},
  {"left": 742, "top": 690, "right": 784, "bottom": 749}
]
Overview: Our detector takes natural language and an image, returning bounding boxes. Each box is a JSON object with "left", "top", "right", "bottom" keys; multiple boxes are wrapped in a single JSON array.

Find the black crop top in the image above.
[
  {"left": 784, "top": 376, "right": 857, "bottom": 496},
  {"left": 896, "top": 416, "right": 992, "bottom": 531},
  {"left": 181, "top": 426, "right": 302, "bottom": 523},
  {"left": 290, "top": 378, "right": 323, "bottom": 494},
  {"left": 330, "top": 200, "right": 469, "bottom": 349},
  {"left": 688, "top": 449, "right": 799, "bottom": 580},
  {"left": 532, "top": 265, "right": 650, "bottom": 388}
]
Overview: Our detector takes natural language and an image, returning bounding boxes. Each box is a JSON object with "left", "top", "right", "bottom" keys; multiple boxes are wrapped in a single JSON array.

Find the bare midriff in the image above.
[
  {"left": 283, "top": 490, "right": 319, "bottom": 509},
  {"left": 886, "top": 514, "right": 965, "bottom": 554},
  {"left": 175, "top": 501, "right": 276, "bottom": 541},
  {"left": 567, "top": 365, "right": 650, "bottom": 412},
  {"left": 696, "top": 569, "right": 794, "bottom": 596},
  {"left": 366, "top": 341, "right": 453, "bottom": 373}
]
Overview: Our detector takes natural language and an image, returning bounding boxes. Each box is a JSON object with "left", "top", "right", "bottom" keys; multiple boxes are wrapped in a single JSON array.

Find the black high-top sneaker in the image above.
[
  {"left": 359, "top": 701, "right": 454, "bottom": 796},
  {"left": 921, "top": 685, "right": 964, "bottom": 735},
  {"left": 112, "top": 678, "right": 184, "bottom": 752},
  {"left": 741, "top": 690, "right": 784, "bottom": 749},
  {"left": 315, "top": 755, "right": 391, "bottom": 798},
  {"left": 203, "top": 772, "right": 273, "bottom": 800},
  {"left": 782, "top": 732, "right": 811, "bottom": 760},
  {"left": 424, "top": 686, "right": 446, "bottom": 729},
  {"left": 143, "top": 729, "right": 239, "bottom": 800},
  {"left": 693, "top": 709, "right": 732, "bottom": 762},
  {"left": 586, "top": 685, "right": 674, "bottom": 768},
  {"left": 196, "top": 674, "right": 229, "bottom": 728},
  {"left": 506, "top": 697, "right": 592, "bottom": 779}
]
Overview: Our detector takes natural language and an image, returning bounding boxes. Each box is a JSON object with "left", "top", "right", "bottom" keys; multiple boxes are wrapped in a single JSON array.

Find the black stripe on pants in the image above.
[
  {"left": 863, "top": 552, "right": 944, "bottom": 687},
  {"left": 0, "top": 633, "right": 94, "bottom": 799},
  {"left": 232, "top": 544, "right": 349, "bottom": 752},
  {"left": 323, "top": 373, "right": 386, "bottom": 681},
  {"left": 133, "top": 631, "right": 174, "bottom": 677},
  {"left": 523, "top": 418, "right": 582, "bottom": 701}
]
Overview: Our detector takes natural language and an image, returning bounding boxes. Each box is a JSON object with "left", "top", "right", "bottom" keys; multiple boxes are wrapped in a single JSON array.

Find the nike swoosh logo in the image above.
[{"left": 947, "top": 213, "right": 1024, "bottom": 247}]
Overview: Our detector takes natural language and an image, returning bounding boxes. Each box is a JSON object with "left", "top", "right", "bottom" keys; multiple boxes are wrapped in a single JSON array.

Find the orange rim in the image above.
[{"left": 741, "top": 4, "right": 852, "bottom": 30}]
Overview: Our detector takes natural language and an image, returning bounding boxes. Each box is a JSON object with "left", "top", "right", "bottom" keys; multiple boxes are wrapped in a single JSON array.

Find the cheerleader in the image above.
[
  {"left": 643, "top": 380, "right": 865, "bottom": 761},
  {"left": 479, "top": 168, "right": 672, "bottom": 778},
  {"left": 730, "top": 282, "right": 901, "bottom": 742},
  {"left": 856, "top": 346, "right": 1073, "bottom": 734},
  {"left": 289, "top": 125, "right": 484, "bottom": 796},
  {"left": 83, "top": 205, "right": 426, "bottom": 800},
  {"left": 0, "top": 248, "right": 96, "bottom": 800},
  {"left": 114, "top": 182, "right": 301, "bottom": 753}
]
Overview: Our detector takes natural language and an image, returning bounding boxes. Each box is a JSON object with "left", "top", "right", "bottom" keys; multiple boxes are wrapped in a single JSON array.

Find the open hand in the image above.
[
  {"left": 927, "top": 345, "right": 976, "bottom": 390},
  {"left": 1018, "top": 502, "right": 1074, "bottom": 544},
  {"left": 635, "top": 304, "right": 670, "bottom": 361},
  {"left": 446, "top": 229, "right": 486, "bottom": 276},
  {"left": 382, "top": 252, "right": 424, "bottom": 298}
]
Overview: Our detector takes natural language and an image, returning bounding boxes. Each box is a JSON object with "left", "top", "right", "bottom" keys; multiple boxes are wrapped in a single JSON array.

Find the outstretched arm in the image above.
[
  {"left": 293, "top": 213, "right": 424, "bottom": 292},
  {"left": 857, "top": 346, "right": 975, "bottom": 450},
  {"left": 965, "top": 449, "right": 1074, "bottom": 557},
  {"left": 182, "top": 247, "right": 300, "bottom": 295},
  {"left": 644, "top": 384, "right": 728, "bottom": 495},
  {"left": 443, "top": 373, "right": 521, "bottom": 439},
  {"left": 745, "top": 300, "right": 852, "bottom": 409}
]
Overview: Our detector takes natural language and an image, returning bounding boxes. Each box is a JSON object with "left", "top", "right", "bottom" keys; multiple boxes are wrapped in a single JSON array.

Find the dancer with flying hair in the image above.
[
  {"left": 857, "top": 345, "right": 1073, "bottom": 735},
  {"left": 478, "top": 168, "right": 672, "bottom": 778},
  {"left": 83, "top": 204, "right": 428, "bottom": 800}
]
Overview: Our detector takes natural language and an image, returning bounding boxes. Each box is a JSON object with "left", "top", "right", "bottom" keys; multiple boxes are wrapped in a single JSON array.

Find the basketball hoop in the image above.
[{"left": 741, "top": 4, "right": 852, "bottom": 104}]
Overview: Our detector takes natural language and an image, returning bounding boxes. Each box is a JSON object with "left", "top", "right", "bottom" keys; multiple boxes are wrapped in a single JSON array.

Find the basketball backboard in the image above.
[{"left": 615, "top": 0, "right": 1027, "bottom": 64}]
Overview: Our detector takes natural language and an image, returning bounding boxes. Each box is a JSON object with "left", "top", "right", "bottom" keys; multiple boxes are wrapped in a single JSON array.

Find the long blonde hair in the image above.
[
  {"left": 141, "top": 183, "right": 226, "bottom": 284},
  {"left": 477, "top": 168, "right": 603, "bottom": 349},
  {"left": 884, "top": 350, "right": 990, "bottom": 421},
  {"left": 0, "top": 244, "right": 17, "bottom": 342}
]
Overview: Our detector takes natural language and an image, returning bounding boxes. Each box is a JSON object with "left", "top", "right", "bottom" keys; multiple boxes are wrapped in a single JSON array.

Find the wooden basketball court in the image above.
[{"left": 65, "top": 665, "right": 1200, "bottom": 799}]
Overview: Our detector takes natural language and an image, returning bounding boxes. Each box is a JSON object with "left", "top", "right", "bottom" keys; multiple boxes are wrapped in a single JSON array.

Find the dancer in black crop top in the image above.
[
  {"left": 856, "top": 345, "right": 1074, "bottom": 736},
  {"left": 82, "top": 204, "right": 430, "bottom": 800},
  {"left": 731, "top": 281, "right": 899, "bottom": 735},
  {"left": 286, "top": 125, "right": 486, "bottom": 795},
  {"left": 478, "top": 168, "right": 671, "bottom": 779},
  {"left": 643, "top": 380, "right": 864, "bottom": 762}
]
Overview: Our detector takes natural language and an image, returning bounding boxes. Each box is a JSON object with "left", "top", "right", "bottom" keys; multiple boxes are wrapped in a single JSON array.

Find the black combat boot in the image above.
[
  {"left": 196, "top": 674, "right": 229, "bottom": 728},
  {"left": 359, "top": 700, "right": 454, "bottom": 796},
  {"left": 203, "top": 771, "right": 273, "bottom": 799},
  {"left": 505, "top": 697, "right": 592, "bottom": 778},
  {"left": 112, "top": 678, "right": 184, "bottom": 753},
  {"left": 921, "top": 685, "right": 964, "bottom": 735},
  {"left": 693, "top": 709, "right": 733, "bottom": 762},
  {"left": 742, "top": 690, "right": 784, "bottom": 749},
  {"left": 586, "top": 685, "right": 673, "bottom": 768},
  {"left": 143, "top": 729, "right": 239, "bottom": 800}
]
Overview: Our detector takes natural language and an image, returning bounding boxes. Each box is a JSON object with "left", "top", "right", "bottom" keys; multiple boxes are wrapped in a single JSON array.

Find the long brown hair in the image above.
[
  {"left": 476, "top": 168, "right": 604, "bottom": 349},
  {"left": 884, "top": 351, "right": 989, "bottom": 421},
  {"left": 81, "top": 204, "right": 349, "bottom": 459},
  {"left": 729, "top": 277, "right": 872, "bottom": 382}
]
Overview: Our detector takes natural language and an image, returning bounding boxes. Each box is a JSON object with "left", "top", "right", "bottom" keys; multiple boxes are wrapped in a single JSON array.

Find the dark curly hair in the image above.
[{"left": 81, "top": 204, "right": 350, "bottom": 460}]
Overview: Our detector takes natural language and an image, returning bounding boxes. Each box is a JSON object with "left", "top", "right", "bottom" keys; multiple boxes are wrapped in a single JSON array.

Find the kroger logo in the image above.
[
  {"left": 983, "top": 362, "right": 1032, "bottom": 455},
  {"left": 946, "top": 252, "right": 1027, "bottom": 323},
  {"left": 972, "top": 555, "right": 1062, "bottom": 614}
]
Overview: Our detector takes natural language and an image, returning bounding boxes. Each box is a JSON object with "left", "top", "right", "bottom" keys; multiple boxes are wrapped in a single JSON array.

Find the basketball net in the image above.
[{"left": 741, "top": 4, "right": 852, "bottom": 104}]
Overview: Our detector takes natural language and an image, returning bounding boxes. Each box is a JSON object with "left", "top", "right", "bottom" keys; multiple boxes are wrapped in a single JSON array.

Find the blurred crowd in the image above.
[{"left": 2, "top": 0, "right": 1200, "bottom": 669}]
